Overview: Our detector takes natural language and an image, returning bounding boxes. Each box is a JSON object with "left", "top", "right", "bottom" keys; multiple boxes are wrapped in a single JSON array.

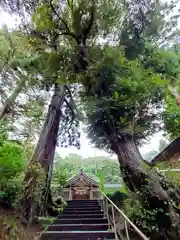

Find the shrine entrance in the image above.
[
  {"left": 72, "top": 187, "right": 90, "bottom": 200},
  {"left": 73, "top": 193, "right": 89, "bottom": 200}
]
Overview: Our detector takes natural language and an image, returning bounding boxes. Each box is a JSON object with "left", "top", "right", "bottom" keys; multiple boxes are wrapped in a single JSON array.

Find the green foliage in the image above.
[
  {"left": 159, "top": 169, "right": 180, "bottom": 188},
  {"left": 106, "top": 190, "right": 127, "bottom": 208},
  {"left": 24, "top": 163, "right": 46, "bottom": 206},
  {"left": 1, "top": 174, "right": 24, "bottom": 207},
  {"left": 38, "top": 216, "right": 56, "bottom": 228},
  {"left": 51, "top": 168, "right": 68, "bottom": 197},
  {"left": 0, "top": 142, "right": 26, "bottom": 182},
  {"left": 32, "top": 4, "right": 55, "bottom": 32},
  {"left": 30, "top": 0, "right": 124, "bottom": 43},
  {"left": 0, "top": 123, "right": 9, "bottom": 143},
  {"left": 98, "top": 172, "right": 105, "bottom": 192},
  {"left": 81, "top": 43, "right": 180, "bottom": 153},
  {"left": 0, "top": 1, "right": 179, "bottom": 235},
  {"left": 163, "top": 96, "right": 180, "bottom": 138},
  {"left": 123, "top": 197, "right": 160, "bottom": 236},
  {"left": 0, "top": 131, "right": 31, "bottom": 206},
  {"left": 0, "top": 0, "right": 179, "bottom": 150},
  {"left": 0, "top": 141, "right": 26, "bottom": 206},
  {"left": 83, "top": 47, "right": 164, "bottom": 151},
  {"left": 166, "top": 171, "right": 180, "bottom": 187},
  {"left": 140, "top": 46, "right": 180, "bottom": 138},
  {"left": 54, "top": 153, "right": 122, "bottom": 184},
  {"left": 141, "top": 46, "right": 180, "bottom": 83}
]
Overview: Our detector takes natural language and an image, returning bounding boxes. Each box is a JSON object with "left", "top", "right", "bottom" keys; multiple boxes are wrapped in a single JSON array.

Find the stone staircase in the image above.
[{"left": 40, "top": 200, "right": 115, "bottom": 240}]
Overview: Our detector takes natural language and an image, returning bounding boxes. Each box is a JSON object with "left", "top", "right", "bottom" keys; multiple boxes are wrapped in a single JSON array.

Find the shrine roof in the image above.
[
  {"left": 151, "top": 137, "right": 180, "bottom": 163},
  {"left": 65, "top": 169, "right": 99, "bottom": 187}
]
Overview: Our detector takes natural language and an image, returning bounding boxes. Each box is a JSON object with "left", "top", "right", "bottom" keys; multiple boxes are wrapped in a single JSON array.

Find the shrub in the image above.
[
  {"left": 123, "top": 195, "right": 163, "bottom": 237},
  {"left": 107, "top": 191, "right": 127, "bottom": 208},
  {"left": 0, "top": 141, "right": 26, "bottom": 181},
  {"left": 0, "top": 140, "right": 27, "bottom": 207}
]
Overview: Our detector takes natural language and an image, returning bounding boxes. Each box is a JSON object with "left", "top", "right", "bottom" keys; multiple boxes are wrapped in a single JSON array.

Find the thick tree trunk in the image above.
[
  {"left": 111, "top": 136, "right": 180, "bottom": 240},
  {"left": 0, "top": 76, "right": 26, "bottom": 122},
  {"left": 21, "top": 84, "right": 65, "bottom": 224},
  {"left": 40, "top": 162, "right": 54, "bottom": 216},
  {"left": 29, "top": 84, "right": 65, "bottom": 169}
]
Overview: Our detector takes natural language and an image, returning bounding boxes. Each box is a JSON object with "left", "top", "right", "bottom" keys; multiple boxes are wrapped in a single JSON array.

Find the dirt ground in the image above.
[{"left": 0, "top": 208, "right": 43, "bottom": 240}]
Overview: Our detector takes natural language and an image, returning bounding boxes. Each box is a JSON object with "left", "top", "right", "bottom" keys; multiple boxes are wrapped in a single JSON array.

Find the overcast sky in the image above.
[{"left": 0, "top": 1, "right": 178, "bottom": 158}]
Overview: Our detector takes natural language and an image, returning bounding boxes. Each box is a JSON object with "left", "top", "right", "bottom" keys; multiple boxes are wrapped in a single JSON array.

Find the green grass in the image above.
[{"left": 38, "top": 217, "right": 56, "bottom": 228}]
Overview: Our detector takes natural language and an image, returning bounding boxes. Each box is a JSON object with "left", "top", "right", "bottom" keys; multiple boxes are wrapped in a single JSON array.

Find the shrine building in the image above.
[{"left": 61, "top": 169, "right": 122, "bottom": 200}]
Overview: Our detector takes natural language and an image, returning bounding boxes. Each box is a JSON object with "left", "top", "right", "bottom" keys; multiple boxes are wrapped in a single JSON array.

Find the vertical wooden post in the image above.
[
  {"left": 112, "top": 205, "right": 118, "bottom": 240},
  {"left": 102, "top": 198, "right": 106, "bottom": 218},
  {"left": 125, "top": 220, "right": 130, "bottom": 240},
  {"left": 90, "top": 187, "right": 93, "bottom": 200},
  {"left": 105, "top": 197, "right": 111, "bottom": 230},
  {"left": 69, "top": 186, "right": 72, "bottom": 200}
]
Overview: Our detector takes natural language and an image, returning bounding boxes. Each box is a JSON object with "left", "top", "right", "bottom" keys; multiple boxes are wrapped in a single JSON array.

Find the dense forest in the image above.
[
  {"left": 0, "top": 0, "right": 180, "bottom": 239},
  {"left": 53, "top": 153, "right": 122, "bottom": 183}
]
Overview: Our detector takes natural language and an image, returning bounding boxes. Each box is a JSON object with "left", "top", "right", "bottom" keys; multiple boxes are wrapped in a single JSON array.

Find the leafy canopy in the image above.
[{"left": 82, "top": 46, "right": 166, "bottom": 150}]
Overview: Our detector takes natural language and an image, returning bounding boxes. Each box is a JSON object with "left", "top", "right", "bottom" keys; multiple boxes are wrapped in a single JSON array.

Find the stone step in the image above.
[
  {"left": 67, "top": 202, "right": 99, "bottom": 204},
  {"left": 40, "top": 230, "right": 115, "bottom": 240},
  {"left": 66, "top": 205, "right": 101, "bottom": 209},
  {"left": 67, "top": 199, "right": 99, "bottom": 203},
  {"left": 67, "top": 203, "right": 100, "bottom": 207},
  {"left": 47, "top": 223, "right": 109, "bottom": 231},
  {"left": 64, "top": 205, "right": 101, "bottom": 210},
  {"left": 54, "top": 218, "right": 108, "bottom": 225},
  {"left": 62, "top": 209, "right": 103, "bottom": 214},
  {"left": 57, "top": 213, "right": 104, "bottom": 219},
  {"left": 40, "top": 200, "right": 115, "bottom": 240},
  {"left": 67, "top": 201, "right": 99, "bottom": 206}
]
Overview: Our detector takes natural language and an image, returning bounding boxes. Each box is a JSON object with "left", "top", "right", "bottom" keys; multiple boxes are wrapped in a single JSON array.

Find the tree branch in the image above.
[
  {"left": 50, "top": 0, "right": 77, "bottom": 41},
  {"left": 30, "top": 30, "right": 47, "bottom": 40},
  {"left": 65, "top": 85, "right": 84, "bottom": 121},
  {"left": 65, "top": 85, "right": 73, "bottom": 101},
  {"left": 3, "top": 33, "right": 16, "bottom": 69},
  {"left": 67, "top": 0, "right": 74, "bottom": 11},
  {"left": 64, "top": 98, "right": 75, "bottom": 132},
  {"left": 81, "top": 2, "right": 95, "bottom": 44}
]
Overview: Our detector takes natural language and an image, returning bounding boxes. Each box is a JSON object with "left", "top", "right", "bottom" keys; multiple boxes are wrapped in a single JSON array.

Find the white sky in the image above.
[
  {"left": 0, "top": 2, "right": 178, "bottom": 158},
  {"left": 56, "top": 131, "right": 165, "bottom": 158}
]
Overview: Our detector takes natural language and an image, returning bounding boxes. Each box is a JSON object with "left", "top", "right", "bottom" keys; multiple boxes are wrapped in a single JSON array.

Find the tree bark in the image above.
[
  {"left": 29, "top": 84, "right": 64, "bottom": 169},
  {"left": 21, "top": 84, "right": 65, "bottom": 224},
  {"left": 40, "top": 162, "right": 54, "bottom": 216},
  {"left": 0, "top": 76, "right": 26, "bottom": 122},
  {"left": 111, "top": 135, "right": 180, "bottom": 240}
]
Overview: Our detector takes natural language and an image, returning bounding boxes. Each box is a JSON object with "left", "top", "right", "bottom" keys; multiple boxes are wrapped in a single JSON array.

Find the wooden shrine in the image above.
[{"left": 62, "top": 169, "right": 100, "bottom": 200}]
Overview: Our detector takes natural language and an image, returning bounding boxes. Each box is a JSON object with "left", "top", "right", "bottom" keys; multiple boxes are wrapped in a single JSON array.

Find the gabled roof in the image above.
[
  {"left": 65, "top": 169, "right": 99, "bottom": 187},
  {"left": 151, "top": 137, "right": 180, "bottom": 164}
]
